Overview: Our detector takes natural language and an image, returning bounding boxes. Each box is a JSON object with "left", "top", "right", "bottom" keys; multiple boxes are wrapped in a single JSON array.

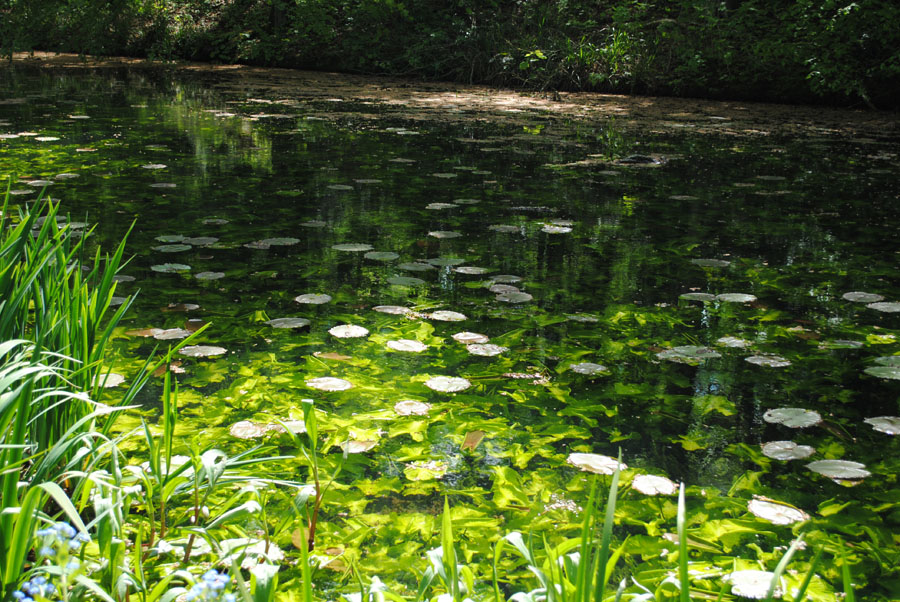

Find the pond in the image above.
[{"left": 2, "top": 63, "right": 899, "bottom": 600}]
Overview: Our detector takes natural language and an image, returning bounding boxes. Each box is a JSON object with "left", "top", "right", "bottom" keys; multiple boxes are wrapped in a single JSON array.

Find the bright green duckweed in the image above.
[{"left": 1, "top": 66, "right": 899, "bottom": 601}]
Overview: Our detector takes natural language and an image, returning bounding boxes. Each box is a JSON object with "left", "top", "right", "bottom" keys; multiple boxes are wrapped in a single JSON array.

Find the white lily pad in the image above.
[
  {"left": 571, "top": 362, "right": 607, "bottom": 375},
  {"left": 329, "top": 324, "right": 369, "bottom": 338},
  {"left": 490, "top": 275, "right": 523, "bottom": 284},
  {"left": 497, "top": 291, "right": 533, "bottom": 303},
  {"left": 429, "top": 310, "right": 467, "bottom": 321},
  {"left": 489, "top": 284, "right": 520, "bottom": 294},
  {"left": 294, "top": 293, "right": 332, "bottom": 304},
  {"left": 762, "top": 408, "right": 821, "bottom": 428},
  {"left": 364, "top": 251, "right": 400, "bottom": 261},
  {"left": 54, "top": 173, "right": 79, "bottom": 180},
  {"left": 179, "top": 345, "right": 227, "bottom": 358},
  {"left": 340, "top": 440, "right": 377, "bottom": 453},
  {"left": 94, "top": 372, "right": 126, "bottom": 388},
  {"left": 266, "top": 317, "right": 311, "bottom": 329},
  {"left": 864, "top": 365, "right": 900, "bottom": 380},
  {"left": 631, "top": 474, "right": 677, "bottom": 495},
  {"left": 863, "top": 416, "right": 900, "bottom": 435},
  {"left": 388, "top": 276, "right": 426, "bottom": 286},
  {"left": 806, "top": 459, "right": 870, "bottom": 480},
  {"left": 142, "top": 163, "right": 167, "bottom": 169},
  {"left": 426, "top": 203, "right": 457, "bottom": 210},
  {"left": 466, "top": 344, "right": 508, "bottom": 357},
  {"left": 153, "top": 328, "right": 192, "bottom": 340},
  {"left": 748, "top": 498, "right": 809, "bottom": 525},
  {"left": 332, "top": 243, "right": 373, "bottom": 252},
  {"left": 716, "top": 293, "right": 757, "bottom": 303},
  {"left": 567, "top": 453, "right": 626, "bottom": 475},
  {"left": 398, "top": 262, "right": 435, "bottom": 271},
  {"left": 229, "top": 421, "right": 269, "bottom": 439},
  {"left": 488, "top": 225, "right": 520, "bottom": 233},
  {"left": 195, "top": 272, "right": 225, "bottom": 280},
  {"left": 867, "top": 301, "right": 900, "bottom": 312},
  {"left": 842, "top": 291, "right": 884, "bottom": 303},
  {"left": 656, "top": 346, "right": 721, "bottom": 365},
  {"left": 680, "top": 292, "right": 717, "bottom": 302},
  {"left": 691, "top": 258, "right": 731, "bottom": 268},
  {"left": 387, "top": 339, "right": 428, "bottom": 353},
  {"left": 151, "top": 263, "right": 191, "bottom": 273},
  {"left": 428, "top": 230, "right": 462, "bottom": 239},
  {"left": 717, "top": 336, "right": 752, "bottom": 348},
  {"left": 306, "top": 377, "right": 353, "bottom": 391},
  {"left": 259, "top": 237, "right": 300, "bottom": 246},
  {"left": 372, "top": 305, "right": 411, "bottom": 315},
  {"left": 452, "top": 332, "right": 489, "bottom": 344},
  {"left": 723, "top": 570, "right": 782, "bottom": 599},
  {"left": 453, "top": 266, "right": 491, "bottom": 275},
  {"left": 745, "top": 355, "right": 791, "bottom": 368},
  {"left": 394, "top": 400, "right": 431, "bottom": 416},
  {"left": 874, "top": 356, "right": 900, "bottom": 366},
  {"left": 541, "top": 225, "right": 572, "bottom": 234},
  {"left": 425, "top": 376, "right": 471, "bottom": 393},
  {"left": 427, "top": 257, "right": 467, "bottom": 267},
  {"left": 761, "top": 441, "right": 815, "bottom": 460}
]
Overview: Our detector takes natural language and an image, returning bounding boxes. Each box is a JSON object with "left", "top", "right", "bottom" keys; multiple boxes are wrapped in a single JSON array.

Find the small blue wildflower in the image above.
[{"left": 38, "top": 547, "right": 55, "bottom": 557}]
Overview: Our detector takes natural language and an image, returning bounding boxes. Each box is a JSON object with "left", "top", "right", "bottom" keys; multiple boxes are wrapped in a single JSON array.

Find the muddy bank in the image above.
[{"left": 6, "top": 52, "right": 900, "bottom": 140}]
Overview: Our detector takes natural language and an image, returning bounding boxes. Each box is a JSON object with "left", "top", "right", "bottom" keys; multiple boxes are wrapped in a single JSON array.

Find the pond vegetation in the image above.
[{"left": 1, "top": 64, "right": 899, "bottom": 601}]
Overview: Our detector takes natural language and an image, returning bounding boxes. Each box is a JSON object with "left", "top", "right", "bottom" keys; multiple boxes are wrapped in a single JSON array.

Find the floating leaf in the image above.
[
  {"left": 452, "top": 332, "right": 489, "bottom": 344},
  {"left": 691, "top": 258, "right": 731, "bottom": 268},
  {"left": 426, "top": 203, "right": 456, "bottom": 210},
  {"left": 867, "top": 301, "right": 900, "bottom": 312},
  {"left": 229, "top": 421, "right": 269, "bottom": 439},
  {"left": 179, "top": 345, "right": 227, "bottom": 358},
  {"left": 259, "top": 237, "right": 300, "bottom": 246},
  {"left": 490, "top": 275, "right": 523, "bottom": 284},
  {"left": 94, "top": 372, "right": 125, "bottom": 388},
  {"left": 388, "top": 276, "right": 426, "bottom": 286},
  {"left": 631, "top": 474, "right": 677, "bottom": 495},
  {"left": 763, "top": 408, "right": 821, "bottom": 428},
  {"left": 427, "top": 257, "right": 466, "bottom": 267},
  {"left": 327, "top": 184, "right": 353, "bottom": 191},
  {"left": 151, "top": 263, "right": 191, "bottom": 273},
  {"left": 313, "top": 351, "right": 352, "bottom": 361},
  {"left": 453, "top": 266, "right": 490, "bottom": 275},
  {"left": 152, "top": 244, "right": 192, "bottom": 253},
  {"left": 490, "top": 284, "right": 520, "bottom": 294},
  {"left": 428, "top": 231, "right": 462, "bottom": 239},
  {"left": 716, "top": 293, "right": 757, "bottom": 303},
  {"left": 680, "top": 292, "right": 716, "bottom": 302},
  {"left": 656, "top": 346, "right": 721, "bottom": 365},
  {"left": 570, "top": 362, "right": 607, "bottom": 375},
  {"left": 425, "top": 376, "right": 471, "bottom": 392},
  {"left": 387, "top": 339, "right": 428, "bottom": 352},
  {"left": 195, "top": 271, "right": 225, "bottom": 280},
  {"left": 394, "top": 400, "right": 430, "bottom": 416},
  {"left": 806, "top": 459, "right": 870, "bottom": 480},
  {"left": 488, "top": 225, "right": 520, "bottom": 233},
  {"left": 266, "top": 317, "right": 311, "bottom": 329},
  {"left": 373, "top": 305, "right": 411, "bottom": 315},
  {"left": 364, "top": 251, "right": 400, "bottom": 261},
  {"left": 747, "top": 498, "right": 809, "bottom": 525},
  {"left": 541, "top": 225, "right": 572, "bottom": 234},
  {"left": 496, "top": 292, "right": 533, "bottom": 303},
  {"left": 294, "top": 293, "right": 332, "bottom": 304},
  {"left": 153, "top": 328, "right": 192, "bottom": 340},
  {"left": 461, "top": 431, "right": 485, "bottom": 451},
  {"left": 142, "top": 163, "right": 167, "bottom": 169},
  {"left": 842, "top": 291, "right": 884, "bottom": 303},
  {"left": 329, "top": 324, "right": 369, "bottom": 338},
  {"left": 429, "top": 310, "right": 467, "bottom": 321},
  {"left": 398, "top": 262, "right": 435, "bottom": 272},
  {"left": 567, "top": 453, "right": 625, "bottom": 475},
  {"left": 340, "top": 440, "right": 377, "bottom": 453},
  {"left": 864, "top": 366, "right": 900, "bottom": 380},
  {"left": 466, "top": 344, "right": 508, "bottom": 357},
  {"left": 723, "top": 570, "right": 782, "bottom": 599},
  {"left": 717, "top": 336, "right": 752, "bottom": 348},
  {"left": 761, "top": 441, "right": 815, "bottom": 460},
  {"left": 332, "top": 243, "right": 373, "bottom": 252},
  {"left": 863, "top": 416, "right": 900, "bottom": 435},
  {"left": 306, "top": 377, "right": 353, "bottom": 391},
  {"left": 156, "top": 234, "right": 186, "bottom": 243},
  {"left": 745, "top": 355, "right": 791, "bottom": 368}
]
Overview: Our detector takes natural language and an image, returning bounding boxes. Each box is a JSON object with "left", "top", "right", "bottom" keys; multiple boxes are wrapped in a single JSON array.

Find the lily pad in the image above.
[
  {"left": 745, "top": 355, "right": 791, "bottom": 368},
  {"left": 306, "top": 377, "right": 353, "bottom": 391},
  {"left": 452, "top": 332, "right": 489, "bottom": 344},
  {"left": 761, "top": 441, "right": 815, "bottom": 460},
  {"left": 631, "top": 474, "right": 677, "bottom": 496},
  {"left": 570, "top": 362, "right": 607, "bottom": 375},
  {"left": 763, "top": 407, "right": 821, "bottom": 428},
  {"left": 747, "top": 498, "right": 809, "bottom": 525},
  {"left": 372, "top": 305, "right": 411, "bottom": 315},
  {"left": 259, "top": 237, "right": 300, "bottom": 246},
  {"left": 716, "top": 293, "right": 757, "bottom": 303},
  {"left": 488, "top": 225, "right": 520, "bottom": 233},
  {"left": 364, "top": 251, "right": 400, "bottom": 261},
  {"left": 541, "top": 225, "right": 572, "bottom": 234},
  {"left": 496, "top": 291, "right": 533, "bottom": 303},
  {"left": 394, "top": 400, "right": 431, "bottom": 416},
  {"left": 429, "top": 310, "right": 467, "bottom": 322},
  {"left": 867, "top": 301, "right": 900, "bottom": 312},
  {"left": 428, "top": 231, "right": 462, "bottom": 239},
  {"left": 490, "top": 275, "right": 523, "bottom": 284},
  {"left": 398, "top": 262, "right": 436, "bottom": 272},
  {"left": 195, "top": 272, "right": 225, "bottom": 280},
  {"left": 656, "top": 346, "right": 721, "bottom": 365},
  {"left": 723, "top": 570, "right": 782, "bottom": 599},
  {"left": 489, "top": 284, "right": 520, "bottom": 294},
  {"left": 329, "top": 324, "right": 369, "bottom": 338},
  {"left": 388, "top": 276, "right": 426, "bottom": 286},
  {"left": 425, "top": 376, "right": 471, "bottom": 393},
  {"left": 691, "top": 258, "right": 731, "bottom": 268},
  {"left": 680, "top": 292, "right": 716, "bottom": 302},
  {"left": 453, "top": 266, "right": 491, "bottom": 275},
  {"left": 228, "top": 421, "right": 269, "bottom": 439},
  {"left": 94, "top": 372, "right": 126, "bottom": 388},
  {"left": 151, "top": 263, "right": 191, "bottom": 273},
  {"left": 332, "top": 243, "right": 373, "bottom": 252},
  {"left": 179, "top": 345, "right": 227, "bottom": 357},
  {"left": 566, "top": 453, "right": 626, "bottom": 475},
  {"left": 806, "top": 459, "right": 870, "bottom": 480},
  {"left": 466, "top": 343, "right": 508, "bottom": 357},
  {"left": 842, "top": 291, "right": 884, "bottom": 303},
  {"left": 266, "top": 317, "right": 311, "bottom": 329},
  {"left": 153, "top": 328, "right": 192, "bottom": 340},
  {"left": 427, "top": 257, "right": 467, "bottom": 267},
  {"left": 864, "top": 366, "right": 900, "bottom": 380},
  {"left": 387, "top": 339, "right": 428, "bottom": 353},
  {"left": 152, "top": 244, "right": 192, "bottom": 253},
  {"left": 294, "top": 293, "right": 331, "bottom": 304},
  {"left": 717, "top": 336, "right": 752, "bottom": 348},
  {"left": 863, "top": 416, "right": 900, "bottom": 435},
  {"left": 340, "top": 440, "right": 377, "bottom": 453}
]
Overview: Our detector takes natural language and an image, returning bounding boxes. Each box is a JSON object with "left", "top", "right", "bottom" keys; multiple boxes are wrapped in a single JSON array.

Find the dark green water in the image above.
[{"left": 2, "top": 67, "right": 899, "bottom": 599}]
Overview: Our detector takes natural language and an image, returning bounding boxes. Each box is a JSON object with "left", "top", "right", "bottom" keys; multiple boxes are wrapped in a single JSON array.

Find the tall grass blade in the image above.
[{"left": 677, "top": 483, "right": 689, "bottom": 602}]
